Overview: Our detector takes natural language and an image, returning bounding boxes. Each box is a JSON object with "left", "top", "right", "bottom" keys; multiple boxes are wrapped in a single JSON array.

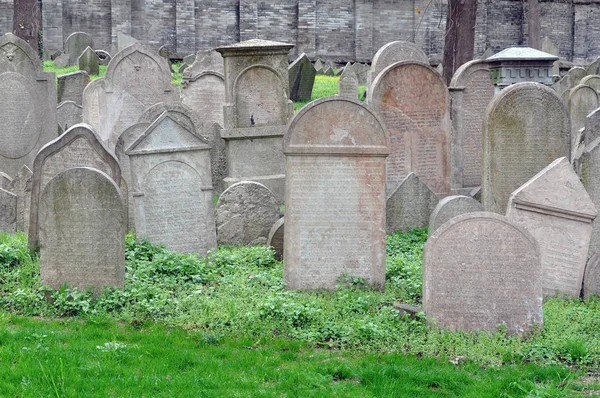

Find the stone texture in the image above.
[
  {"left": 338, "top": 65, "right": 358, "bottom": 99},
  {"left": 283, "top": 97, "right": 388, "bottom": 290},
  {"left": 29, "top": 124, "right": 121, "bottom": 248},
  {"left": 64, "top": 31, "right": 93, "bottom": 66},
  {"left": 0, "top": 172, "right": 12, "bottom": 189},
  {"left": 8, "top": 165, "right": 32, "bottom": 233},
  {"left": 580, "top": 137, "right": 600, "bottom": 259},
  {"left": 216, "top": 181, "right": 280, "bottom": 246},
  {"left": 267, "top": 217, "right": 284, "bottom": 261},
  {"left": 0, "top": 187, "right": 16, "bottom": 233},
  {"left": 95, "top": 50, "right": 111, "bottom": 66},
  {"left": 580, "top": 75, "right": 600, "bottom": 94},
  {"left": 449, "top": 60, "right": 494, "bottom": 190},
  {"left": 125, "top": 111, "right": 217, "bottom": 255},
  {"left": 423, "top": 212, "right": 543, "bottom": 335},
  {"left": 288, "top": 53, "right": 315, "bottom": 101},
  {"left": 78, "top": 46, "right": 100, "bottom": 76},
  {"left": 386, "top": 173, "right": 439, "bottom": 234},
  {"left": 57, "top": 101, "right": 83, "bottom": 134},
  {"left": 553, "top": 66, "right": 588, "bottom": 97},
  {"left": 368, "top": 41, "right": 428, "bottom": 88},
  {"left": 368, "top": 61, "right": 450, "bottom": 195},
  {"left": 429, "top": 195, "right": 484, "bottom": 236},
  {"left": 507, "top": 157, "right": 597, "bottom": 297},
  {"left": 583, "top": 253, "right": 600, "bottom": 299},
  {"left": 39, "top": 167, "right": 125, "bottom": 293},
  {"left": 0, "top": 33, "right": 58, "bottom": 178},
  {"left": 568, "top": 85, "right": 599, "bottom": 159},
  {"left": 57, "top": 70, "right": 90, "bottom": 105},
  {"left": 585, "top": 108, "right": 600, "bottom": 147},
  {"left": 482, "top": 82, "right": 570, "bottom": 214},
  {"left": 81, "top": 77, "right": 104, "bottom": 133}
]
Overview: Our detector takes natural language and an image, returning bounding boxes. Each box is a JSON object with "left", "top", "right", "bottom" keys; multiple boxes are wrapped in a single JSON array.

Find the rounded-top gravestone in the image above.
[{"left": 428, "top": 195, "right": 483, "bottom": 236}]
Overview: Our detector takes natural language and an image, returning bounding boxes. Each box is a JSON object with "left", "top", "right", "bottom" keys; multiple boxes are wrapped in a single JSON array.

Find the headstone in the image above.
[
  {"left": 583, "top": 253, "right": 600, "bottom": 299},
  {"left": 487, "top": 47, "right": 557, "bottom": 93},
  {"left": 584, "top": 108, "right": 600, "bottom": 147},
  {"left": 368, "top": 41, "right": 428, "bottom": 88},
  {"left": 288, "top": 53, "right": 316, "bottom": 101},
  {"left": 216, "top": 40, "right": 295, "bottom": 202},
  {"left": 314, "top": 59, "right": 324, "bottom": 73},
  {"left": 8, "top": 165, "right": 32, "bottom": 233},
  {"left": 0, "top": 34, "right": 58, "bottom": 178},
  {"left": 215, "top": 181, "right": 280, "bottom": 246},
  {"left": 580, "top": 75, "right": 600, "bottom": 94},
  {"left": 482, "top": 82, "right": 570, "bottom": 214},
  {"left": 553, "top": 66, "right": 589, "bottom": 97},
  {"left": 449, "top": 60, "right": 495, "bottom": 190},
  {"left": 423, "top": 212, "right": 543, "bottom": 335},
  {"left": 386, "top": 173, "right": 439, "bottom": 234},
  {"left": 428, "top": 195, "right": 484, "bottom": 236},
  {"left": 57, "top": 101, "right": 83, "bottom": 134},
  {"left": 39, "top": 167, "right": 125, "bottom": 293},
  {"left": 480, "top": 48, "right": 495, "bottom": 59},
  {"left": 29, "top": 123, "right": 121, "bottom": 248},
  {"left": 183, "top": 53, "right": 196, "bottom": 65},
  {"left": 78, "top": 46, "right": 100, "bottom": 76},
  {"left": 81, "top": 78, "right": 104, "bottom": 134},
  {"left": 580, "top": 137, "right": 600, "bottom": 258},
  {"left": 0, "top": 188, "right": 17, "bottom": 233},
  {"left": 353, "top": 63, "right": 369, "bottom": 86},
  {"left": 368, "top": 61, "right": 451, "bottom": 195},
  {"left": 125, "top": 111, "right": 217, "bottom": 255},
  {"left": 95, "top": 50, "right": 111, "bottom": 66},
  {"left": 64, "top": 32, "right": 93, "bottom": 66},
  {"left": 322, "top": 67, "right": 334, "bottom": 76},
  {"left": 57, "top": 70, "right": 90, "bottom": 105},
  {"left": 507, "top": 157, "right": 597, "bottom": 297},
  {"left": 338, "top": 65, "right": 358, "bottom": 99},
  {"left": 283, "top": 98, "right": 389, "bottom": 290},
  {"left": 117, "top": 32, "right": 138, "bottom": 53},
  {"left": 588, "top": 57, "right": 600, "bottom": 75},
  {"left": 0, "top": 172, "right": 12, "bottom": 189},
  {"left": 541, "top": 37, "right": 559, "bottom": 56},
  {"left": 181, "top": 50, "right": 225, "bottom": 128},
  {"left": 53, "top": 53, "right": 69, "bottom": 68},
  {"left": 567, "top": 85, "right": 599, "bottom": 159},
  {"left": 267, "top": 217, "right": 284, "bottom": 261}
]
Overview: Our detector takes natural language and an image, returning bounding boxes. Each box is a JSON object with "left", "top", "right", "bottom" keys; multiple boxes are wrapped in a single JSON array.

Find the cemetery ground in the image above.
[{"left": 1, "top": 230, "right": 600, "bottom": 397}]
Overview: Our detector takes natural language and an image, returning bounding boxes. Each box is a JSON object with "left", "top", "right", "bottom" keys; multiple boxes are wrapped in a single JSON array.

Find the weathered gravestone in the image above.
[
  {"left": 386, "top": 173, "right": 439, "bottom": 234},
  {"left": 507, "top": 157, "right": 597, "bottom": 297},
  {"left": 8, "top": 165, "right": 32, "bottom": 233},
  {"left": 0, "top": 172, "right": 12, "bottom": 189},
  {"left": 181, "top": 50, "right": 226, "bottom": 128},
  {"left": 29, "top": 124, "right": 121, "bottom": 248},
  {"left": 95, "top": 50, "right": 111, "bottom": 66},
  {"left": 338, "top": 65, "right": 358, "bottom": 99},
  {"left": 283, "top": 98, "right": 389, "bottom": 290},
  {"left": 57, "top": 70, "right": 90, "bottom": 105},
  {"left": 449, "top": 60, "right": 494, "bottom": 191},
  {"left": 0, "top": 33, "right": 57, "bottom": 178},
  {"left": 267, "top": 217, "right": 284, "bottom": 261},
  {"left": 216, "top": 40, "right": 295, "bottom": 201},
  {"left": 125, "top": 111, "right": 217, "bottom": 255},
  {"left": 78, "top": 46, "right": 100, "bottom": 76},
  {"left": 580, "top": 137, "right": 600, "bottom": 258},
  {"left": 541, "top": 37, "right": 559, "bottom": 57},
  {"left": 588, "top": 57, "right": 600, "bottom": 75},
  {"left": 567, "top": 85, "right": 599, "bottom": 159},
  {"left": 0, "top": 188, "right": 16, "bottom": 233},
  {"left": 583, "top": 253, "right": 600, "bottom": 299},
  {"left": 116, "top": 32, "right": 138, "bottom": 53},
  {"left": 428, "top": 195, "right": 484, "bottom": 236},
  {"left": 215, "top": 181, "right": 280, "bottom": 246},
  {"left": 288, "top": 53, "right": 316, "bottom": 101},
  {"left": 57, "top": 101, "right": 83, "bottom": 134},
  {"left": 313, "top": 59, "right": 323, "bottom": 74},
  {"left": 39, "top": 167, "right": 125, "bottom": 293},
  {"left": 584, "top": 108, "right": 600, "bottom": 147},
  {"left": 368, "top": 61, "right": 450, "bottom": 195},
  {"left": 81, "top": 77, "right": 104, "bottom": 133},
  {"left": 580, "top": 75, "right": 600, "bottom": 95},
  {"left": 64, "top": 32, "right": 94, "bottom": 66},
  {"left": 553, "top": 66, "right": 588, "bottom": 97},
  {"left": 482, "top": 82, "right": 570, "bottom": 214},
  {"left": 368, "top": 41, "right": 428, "bottom": 88},
  {"left": 423, "top": 212, "right": 543, "bottom": 334}
]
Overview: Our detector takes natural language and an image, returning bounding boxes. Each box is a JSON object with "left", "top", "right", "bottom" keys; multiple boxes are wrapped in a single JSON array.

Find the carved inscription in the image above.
[
  {"left": 236, "top": 67, "right": 286, "bottom": 128},
  {"left": 182, "top": 74, "right": 225, "bottom": 127}
]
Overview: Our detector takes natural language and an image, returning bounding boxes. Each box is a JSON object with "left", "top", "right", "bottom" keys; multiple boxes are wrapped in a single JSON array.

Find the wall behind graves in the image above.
[{"left": 3, "top": 0, "right": 600, "bottom": 63}]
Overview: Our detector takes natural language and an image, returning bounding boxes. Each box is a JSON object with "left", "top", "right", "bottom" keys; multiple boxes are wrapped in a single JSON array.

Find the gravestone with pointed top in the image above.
[
  {"left": 64, "top": 32, "right": 93, "bottom": 66},
  {"left": 386, "top": 173, "right": 439, "bottom": 234},
  {"left": 288, "top": 53, "right": 315, "bottom": 101},
  {"left": 78, "top": 46, "right": 100, "bottom": 75},
  {"left": 338, "top": 65, "right": 358, "bottom": 99}
]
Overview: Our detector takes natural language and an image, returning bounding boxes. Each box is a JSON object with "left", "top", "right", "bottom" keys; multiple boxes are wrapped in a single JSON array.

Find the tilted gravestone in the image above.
[
  {"left": 39, "top": 167, "right": 125, "bottom": 293},
  {"left": 215, "top": 181, "right": 280, "bottom": 246},
  {"left": 428, "top": 195, "right": 484, "bottom": 236},
  {"left": 580, "top": 137, "right": 600, "bottom": 259},
  {"left": 567, "top": 85, "right": 599, "bottom": 160},
  {"left": 29, "top": 124, "right": 121, "bottom": 248},
  {"left": 0, "top": 33, "right": 58, "bottom": 178},
  {"left": 338, "top": 65, "right": 358, "bottom": 99},
  {"left": 553, "top": 66, "right": 588, "bottom": 97},
  {"left": 125, "top": 111, "right": 217, "bottom": 255},
  {"left": 584, "top": 108, "right": 600, "bottom": 147},
  {"left": 78, "top": 46, "right": 100, "bottom": 76},
  {"left": 449, "top": 60, "right": 494, "bottom": 191},
  {"left": 267, "top": 217, "right": 284, "bottom": 261},
  {"left": 81, "top": 77, "right": 104, "bottom": 133},
  {"left": 482, "top": 82, "right": 570, "bottom": 214},
  {"left": 283, "top": 98, "right": 389, "bottom": 290},
  {"left": 368, "top": 41, "right": 428, "bottom": 88},
  {"left": 181, "top": 50, "right": 226, "bottom": 128},
  {"left": 580, "top": 75, "right": 600, "bottom": 95},
  {"left": 507, "top": 157, "right": 597, "bottom": 297},
  {"left": 0, "top": 172, "right": 12, "bottom": 189},
  {"left": 288, "top": 53, "right": 316, "bottom": 101},
  {"left": 8, "top": 165, "right": 32, "bottom": 233},
  {"left": 57, "top": 70, "right": 90, "bottom": 105},
  {"left": 57, "top": 101, "right": 83, "bottom": 134},
  {"left": 64, "top": 32, "right": 94, "bottom": 66},
  {"left": 386, "top": 173, "right": 439, "bottom": 234},
  {"left": 0, "top": 188, "right": 17, "bottom": 233},
  {"left": 423, "top": 212, "right": 543, "bottom": 335},
  {"left": 583, "top": 253, "right": 600, "bottom": 299},
  {"left": 368, "top": 61, "right": 451, "bottom": 195}
]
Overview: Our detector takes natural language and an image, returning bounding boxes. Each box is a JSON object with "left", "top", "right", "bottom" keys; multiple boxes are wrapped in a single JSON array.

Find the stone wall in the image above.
[{"left": 3, "top": 0, "right": 600, "bottom": 63}]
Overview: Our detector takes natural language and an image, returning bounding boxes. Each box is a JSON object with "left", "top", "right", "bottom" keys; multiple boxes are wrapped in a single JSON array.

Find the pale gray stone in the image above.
[
  {"left": 585, "top": 108, "right": 600, "bottom": 147},
  {"left": 0, "top": 172, "right": 12, "bottom": 189},
  {"left": 64, "top": 32, "right": 93, "bottom": 66},
  {"left": 580, "top": 75, "right": 600, "bottom": 95},
  {"left": 580, "top": 137, "right": 600, "bottom": 258},
  {"left": 57, "top": 70, "right": 90, "bottom": 105},
  {"left": 216, "top": 181, "right": 280, "bottom": 246},
  {"left": 0, "top": 188, "right": 16, "bottom": 233},
  {"left": 553, "top": 66, "right": 589, "bottom": 97},
  {"left": 507, "top": 157, "right": 597, "bottom": 297},
  {"left": 541, "top": 37, "right": 559, "bottom": 56},
  {"left": 117, "top": 32, "right": 138, "bottom": 53},
  {"left": 81, "top": 78, "right": 104, "bottom": 134},
  {"left": 428, "top": 195, "right": 484, "bottom": 236},
  {"left": 57, "top": 101, "right": 83, "bottom": 134},
  {"left": 267, "top": 217, "right": 284, "bottom": 261},
  {"left": 8, "top": 165, "right": 32, "bottom": 233},
  {"left": 338, "top": 65, "right": 358, "bottom": 99},
  {"left": 313, "top": 59, "right": 323, "bottom": 73},
  {"left": 39, "top": 167, "right": 125, "bottom": 293},
  {"left": 423, "top": 211, "right": 543, "bottom": 335},
  {"left": 95, "top": 50, "right": 111, "bottom": 66},
  {"left": 583, "top": 253, "right": 600, "bottom": 299},
  {"left": 567, "top": 85, "right": 599, "bottom": 159},
  {"left": 283, "top": 98, "right": 389, "bottom": 290},
  {"left": 288, "top": 53, "right": 315, "bottom": 101},
  {"left": 482, "top": 82, "right": 570, "bottom": 214},
  {"left": 78, "top": 46, "right": 100, "bottom": 76},
  {"left": 368, "top": 61, "right": 451, "bottom": 195},
  {"left": 386, "top": 173, "right": 439, "bottom": 234},
  {"left": 368, "top": 41, "right": 428, "bottom": 88}
]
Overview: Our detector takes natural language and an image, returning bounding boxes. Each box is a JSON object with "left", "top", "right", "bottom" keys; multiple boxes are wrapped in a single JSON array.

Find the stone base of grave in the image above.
[{"left": 392, "top": 303, "right": 422, "bottom": 319}]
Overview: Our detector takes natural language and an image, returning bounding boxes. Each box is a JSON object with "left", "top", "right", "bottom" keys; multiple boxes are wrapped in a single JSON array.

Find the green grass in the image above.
[
  {"left": 43, "top": 60, "right": 107, "bottom": 81},
  {"left": 293, "top": 75, "right": 367, "bottom": 112}
]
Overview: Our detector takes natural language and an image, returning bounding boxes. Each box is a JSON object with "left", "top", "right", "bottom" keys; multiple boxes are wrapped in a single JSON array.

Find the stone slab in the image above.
[
  {"left": 267, "top": 217, "right": 284, "bottom": 261},
  {"left": 387, "top": 173, "right": 439, "bottom": 234},
  {"left": 429, "top": 195, "right": 484, "bottom": 236}
]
